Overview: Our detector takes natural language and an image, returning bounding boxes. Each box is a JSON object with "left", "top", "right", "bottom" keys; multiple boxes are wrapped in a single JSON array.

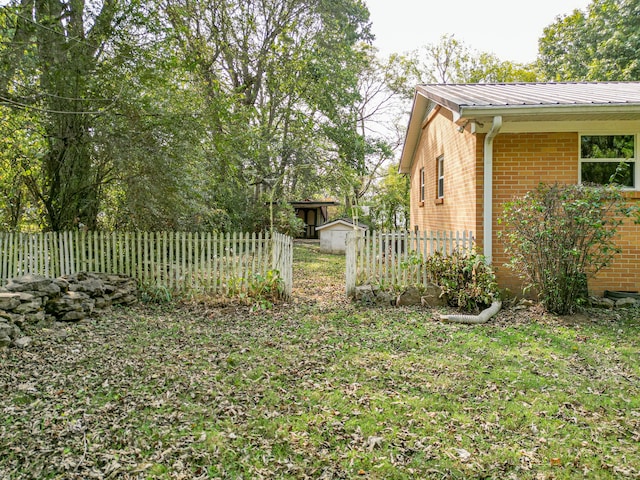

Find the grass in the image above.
[{"left": 0, "top": 243, "right": 639, "bottom": 479}]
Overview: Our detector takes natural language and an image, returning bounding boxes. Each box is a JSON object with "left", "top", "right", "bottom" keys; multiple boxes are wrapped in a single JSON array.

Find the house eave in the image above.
[
  {"left": 399, "top": 93, "right": 432, "bottom": 174},
  {"left": 460, "top": 104, "right": 640, "bottom": 130},
  {"left": 399, "top": 85, "right": 640, "bottom": 174}
]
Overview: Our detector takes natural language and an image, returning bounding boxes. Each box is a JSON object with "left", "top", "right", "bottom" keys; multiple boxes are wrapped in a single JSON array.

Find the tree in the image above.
[
  {"left": 412, "top": 35, "right": 538, "bottom": 84},
  {"left": 538, "top": 0, "right": 640, "bottom": 81},
  {"left": 369, "top": 164, "right": 409, "bottom": 230},
  {"left": 0, "top": 0, "right": 125, "bottom": 230},
  {"left": 165, "top": 0, "right": 373, "bottom": 211},
  {"left": 0, "top": 0, "right": 225, "bottom": 231}
]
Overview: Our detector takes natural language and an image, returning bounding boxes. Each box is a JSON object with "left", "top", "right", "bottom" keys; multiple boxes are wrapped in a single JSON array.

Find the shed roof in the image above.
[
  {"left": 316, "top": 218, "right": 368, "bottom": 231},
  {"left": 290, "top": 200, "right": 339, "bottom": 208}
]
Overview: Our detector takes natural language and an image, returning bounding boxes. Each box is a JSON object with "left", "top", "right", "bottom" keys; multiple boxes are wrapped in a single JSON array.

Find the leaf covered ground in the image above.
[{"left": 1, "top": 243, "right": 639, "bottom": 479}]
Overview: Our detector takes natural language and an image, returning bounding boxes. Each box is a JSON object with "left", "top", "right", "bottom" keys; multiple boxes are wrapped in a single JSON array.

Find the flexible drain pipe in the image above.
[
  {"left": 440, "top": 301, "right": 502, "bottom": 324},
  {"left": 483, "top": 116, "right": 502, "bottom": 263}
]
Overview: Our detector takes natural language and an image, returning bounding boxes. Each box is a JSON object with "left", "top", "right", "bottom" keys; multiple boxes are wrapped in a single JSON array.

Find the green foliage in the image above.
[
  {"left": 499, "top": 183, "right": 638, "bottom": 315},
  {"left": 246, "top": 270, "right": 285, "bottom": 311},
  {"left": 0, "top": 0, "right": 374, "bottom": 232},
  {"left": 228, "top": 270, "right": 285, "bottom": 310},
  {"left": 271, "top": 208, "right": 306, "bottom": 238},
  {"left": 139, "top": 284, "right": 174, "bottom": 304},
  {"left": 422, "top": 250, "right": 498, "bottom": 312},
  {"left": 369, "top": 164, "right": 410, "bottom": 230},
  {"left": 400, "top": 249, "right": 498, "bottom": 312},
  {"left": 538, "top": 0, "right": 640, "bottom": 81},
  {"left": 249, "top": 202, "right": 305, "bottom": 238},
  {"left": 412, "top": 34, "right": 538, "bottom": 84}
]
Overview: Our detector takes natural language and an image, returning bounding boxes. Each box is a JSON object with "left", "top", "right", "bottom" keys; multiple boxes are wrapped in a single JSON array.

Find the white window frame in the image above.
[
  {"left": 437, "top": 155, "right": 444, "bottom": 199},
  {"left": 419, "top": 167, "right": 425, "bottom": 202},
  {"left": 579, "top": 133, "right": 637, "bottom": 190}
]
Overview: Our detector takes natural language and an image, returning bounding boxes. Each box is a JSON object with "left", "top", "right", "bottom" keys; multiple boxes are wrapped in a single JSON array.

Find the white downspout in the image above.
[{"left": 483, "top": 116, "right": 502, "bottom": 263}]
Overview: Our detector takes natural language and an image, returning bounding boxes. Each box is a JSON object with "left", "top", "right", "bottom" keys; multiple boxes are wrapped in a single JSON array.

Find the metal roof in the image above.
[
  {"left": 290, "top": 201, "right": 339, "bottom": 207},
  {"left": 399, "top": 82, "right": 640, "bottom": 174},
  {"left": 417, "top": 82, "right": 640, "bottom": 110},
  {"left": 316, "top": 218, "right": 368, "bottom": 231}
]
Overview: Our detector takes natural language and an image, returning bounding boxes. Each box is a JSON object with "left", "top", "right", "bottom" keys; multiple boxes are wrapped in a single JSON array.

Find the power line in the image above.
[
  {"left": 0, "top": 94, "right": 113, "bottom": 115},
  {"left": 0, "top": 75, "right": 118, "bottom": 103},
  {"left": 0, "top": 4, "right": 176, "bottom": 67}
]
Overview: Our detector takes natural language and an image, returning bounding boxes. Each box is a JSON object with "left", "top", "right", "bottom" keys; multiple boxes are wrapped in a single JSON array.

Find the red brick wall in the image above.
[
  {"left": 410, "top": 123, "right": 640, "bottom": 297},
  {"left": 490, "top": 133, "right": 579, "bottom": 294},
  {"left": 489, "top": 132, "right": 640, "bottom": 297},
  {"left": 409, "top": 108, "right": 478, "bottom": 234},
  {"left": 588, "top": 205, "right": 640, "bottom": 294}
]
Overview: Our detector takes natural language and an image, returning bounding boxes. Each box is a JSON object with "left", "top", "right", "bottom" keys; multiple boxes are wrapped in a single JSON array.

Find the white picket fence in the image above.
[
  {"left": 0, "top": 231, "right": 293, "bottom": 297},
  {"left": 346, "top": 230, "right": 474, "bottom": 295}
]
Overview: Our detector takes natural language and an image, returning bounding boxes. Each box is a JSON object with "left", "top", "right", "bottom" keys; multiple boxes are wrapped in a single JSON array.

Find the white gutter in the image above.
[
  {"left": 460, "top": 104, "right": 640, "bottom": 119},
  {"left": 483, "top": 116, "right": 502, "bottom": 263}
]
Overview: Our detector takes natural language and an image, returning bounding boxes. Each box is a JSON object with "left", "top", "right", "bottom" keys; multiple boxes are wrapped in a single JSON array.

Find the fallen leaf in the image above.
[
  {"left": 455, "top": 448, "right": 472, "bottom": 462},
  {"left": 365, "top": 435, "right": 384, "bottom": 451}
]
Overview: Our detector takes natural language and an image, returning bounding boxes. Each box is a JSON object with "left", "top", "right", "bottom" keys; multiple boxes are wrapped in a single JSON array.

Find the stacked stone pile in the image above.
[{"left": 0, "top": 272, "right": 137, "bottom": 348}]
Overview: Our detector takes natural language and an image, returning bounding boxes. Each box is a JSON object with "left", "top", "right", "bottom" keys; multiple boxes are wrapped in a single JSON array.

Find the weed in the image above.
[{"left": 139, "top": 283, "right": 174, "bottom": 304}]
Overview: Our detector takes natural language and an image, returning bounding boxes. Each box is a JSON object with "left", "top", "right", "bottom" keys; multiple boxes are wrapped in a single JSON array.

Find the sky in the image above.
[{"left": 364, "top": 0, "right": 592, "bottom": 64}]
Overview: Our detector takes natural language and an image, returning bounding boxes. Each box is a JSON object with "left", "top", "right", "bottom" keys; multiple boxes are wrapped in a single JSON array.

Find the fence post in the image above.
[{"left": 345, "top": 231, "right": 358, "bottom": 296}]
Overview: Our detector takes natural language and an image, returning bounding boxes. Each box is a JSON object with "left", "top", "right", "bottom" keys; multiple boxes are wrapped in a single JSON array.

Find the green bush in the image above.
[
  {"left": 499, "top": 183, "right": 638, "bottom": 315},
  {"left": 421, "top": 250, "right": 498, "bottom": 312}
]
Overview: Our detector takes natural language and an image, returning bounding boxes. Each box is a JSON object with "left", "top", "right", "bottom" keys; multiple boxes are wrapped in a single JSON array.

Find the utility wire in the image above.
[
  {"left": 0, "top": 94, "right": 113, "bottom": 115},
  {"left": 0, "top": 76, "right": 118, "bottom": 103},
  {"left": 0, "top": 4, "right": 177, "bottom": 67}
]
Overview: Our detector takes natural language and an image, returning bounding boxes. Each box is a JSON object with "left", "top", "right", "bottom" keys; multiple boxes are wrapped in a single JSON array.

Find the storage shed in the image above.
[
  {"left": 290, "top": 200, "right": 339, "bottom": 239},
  {"left": 316, "top": 219, "right": 368, "bottom": 254}
]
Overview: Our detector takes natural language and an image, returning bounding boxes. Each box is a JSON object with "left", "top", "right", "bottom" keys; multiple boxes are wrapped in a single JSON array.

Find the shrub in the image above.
[
  {"left": 499, "top": 183, "right": 637, "bottom": 315},
  {"left": 421, "top": 250, "right": 498, "bottom": 312},
  {"left": 246, "top": 269, "right": 285, "bottom": 311}
]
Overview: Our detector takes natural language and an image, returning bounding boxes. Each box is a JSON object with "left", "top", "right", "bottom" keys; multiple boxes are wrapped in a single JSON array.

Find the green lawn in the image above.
[{"left": 1, "top": 244, "right": 639, "bottom": 479}]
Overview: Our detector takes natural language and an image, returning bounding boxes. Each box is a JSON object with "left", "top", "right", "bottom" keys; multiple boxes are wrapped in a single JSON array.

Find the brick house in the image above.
[{"left": 398, "top": 82, "right": 640, "bottom": 296}]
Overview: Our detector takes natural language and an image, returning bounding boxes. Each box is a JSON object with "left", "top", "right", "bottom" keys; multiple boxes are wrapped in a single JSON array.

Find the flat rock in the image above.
[
  {"left": 0, "top": 322, "right": 15, "bottom": 338},
  {"left": 591, "top": 297, "right": 615, "bottom": 309},
  {"left": 397, "top": 286, "right": 423, "bottom": 306},
  {"left": 25, "top": 311, "right": 46, "bottom": 324},
  {"left": 14, "top": 298, "right": 43, "bottom": 314},
  {"left": 4, "top": 274, "right": 52, "bottom": 292},
  {"left": 53, "top": 278, "right": 69, "bottom": 292},
  {"left": 69, "top": 278, "right": 105, "bottom": 296},
  {"left": 14, "top": 336, "right": 32, "bottom": 348},
  {"left": 60, "top": 311, "right": 86, "bottom": 322},
  {"left": 113, "top": 294, "right": 137, "bottom": 305},
  {"left": 615, "top": 297, "right": 638, "bottom": 308},
  {"left": 421, "top": 284, "right": 447, "bottom": 307},
  {"left": 0, "top": 292, "right": 21, "bottom": 310}
]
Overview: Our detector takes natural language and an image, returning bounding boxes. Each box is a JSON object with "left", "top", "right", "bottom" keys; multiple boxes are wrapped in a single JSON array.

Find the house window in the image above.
[
  {"left": 580, "top": 135, "right": 635, "bottom": 188},
  {"left": 437, "top": 155, "right": 444, "bottom": 198},
  {"left": 419, "top": 167, "right": 425, "bottom": 202}
]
